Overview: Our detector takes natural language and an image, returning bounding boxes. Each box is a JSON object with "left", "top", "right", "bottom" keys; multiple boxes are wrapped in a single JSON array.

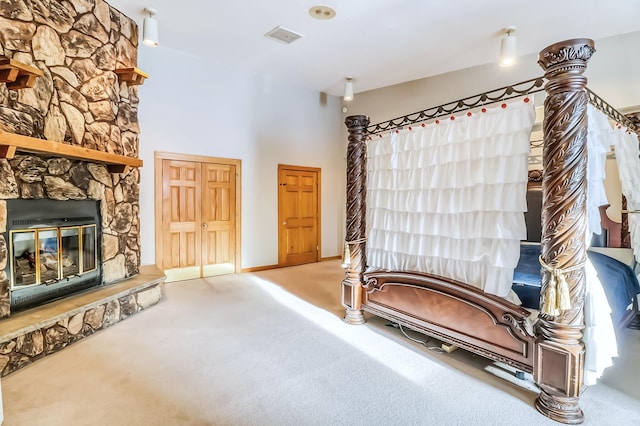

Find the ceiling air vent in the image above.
[{"left": 264, "top": 26, "right": 303, "bottom": 44}]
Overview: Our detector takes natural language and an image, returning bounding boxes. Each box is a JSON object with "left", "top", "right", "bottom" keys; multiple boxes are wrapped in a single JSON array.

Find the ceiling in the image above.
[{"left": 108, "top": 0, "right": 640, "bottom": 97}]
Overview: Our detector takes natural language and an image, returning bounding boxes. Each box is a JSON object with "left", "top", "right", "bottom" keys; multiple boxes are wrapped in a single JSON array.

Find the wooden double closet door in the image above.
[{"left": 155, "top": 152, "right": 241, "bottom": 282}]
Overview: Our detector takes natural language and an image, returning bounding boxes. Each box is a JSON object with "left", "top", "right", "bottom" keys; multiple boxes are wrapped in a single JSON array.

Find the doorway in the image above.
[
  {"left": 278, "top": 164, "right": 321, "bottom": 267},
  {"left": 155, "top": 152, "right": 241, "bottom": 282}
]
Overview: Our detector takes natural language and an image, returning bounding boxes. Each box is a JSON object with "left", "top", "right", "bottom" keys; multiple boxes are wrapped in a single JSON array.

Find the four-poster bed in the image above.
[{"left": 341, "top": 38, "right": 640, "bottom": 424}]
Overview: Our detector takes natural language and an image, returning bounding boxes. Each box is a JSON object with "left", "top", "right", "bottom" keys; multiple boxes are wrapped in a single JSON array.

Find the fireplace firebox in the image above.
[{"left": 4, "top": 200, "right": 102, "bottom": 312}]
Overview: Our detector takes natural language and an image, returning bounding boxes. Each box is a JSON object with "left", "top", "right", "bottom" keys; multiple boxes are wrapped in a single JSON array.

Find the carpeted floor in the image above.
[{"left": 1, "top": 260, "right": 639, "bottom": 425}]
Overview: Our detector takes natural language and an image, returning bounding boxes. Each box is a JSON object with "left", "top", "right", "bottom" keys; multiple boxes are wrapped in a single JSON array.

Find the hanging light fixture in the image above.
[
  {"left": 343, "top": 77, "right": 354, "bottom": 102},
  {"left": 499, "top": 26, "right": 517, "bottom": 67},
  {"left": 142, "top": 8, "right": 159, "bottom": 47}
]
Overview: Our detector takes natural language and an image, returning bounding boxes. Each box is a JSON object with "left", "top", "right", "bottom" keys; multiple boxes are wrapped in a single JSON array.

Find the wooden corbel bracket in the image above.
[
  {"left": 0, "top": 57, "right": 44, "bottom": 89},
  {"left": 114, "top": 67, "right": 149, "bottom": 86}
]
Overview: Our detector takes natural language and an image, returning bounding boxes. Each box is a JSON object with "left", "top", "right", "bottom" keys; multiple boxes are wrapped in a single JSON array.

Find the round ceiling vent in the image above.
[{"left": 309, "top": 6, "right": 336, "bottom": 20}]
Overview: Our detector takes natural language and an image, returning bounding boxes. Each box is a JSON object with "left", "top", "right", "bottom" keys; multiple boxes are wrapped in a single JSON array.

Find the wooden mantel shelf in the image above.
[
  {"left": 0, "top": 130, "right": 143, "bottom": 173},
  {"left": 0, "top": 57, "right": 43, "bottom": 89}
]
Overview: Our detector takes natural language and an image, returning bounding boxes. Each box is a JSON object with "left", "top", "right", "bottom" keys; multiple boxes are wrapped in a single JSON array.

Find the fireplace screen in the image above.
[{"left": 11, "top": 225, "right": 97, "bottom": 288}]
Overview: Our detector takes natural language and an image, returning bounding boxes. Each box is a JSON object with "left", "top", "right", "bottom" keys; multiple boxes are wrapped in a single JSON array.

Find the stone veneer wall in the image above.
[{"left": 0, "top": 0, "right": 142, "bottom": 318}]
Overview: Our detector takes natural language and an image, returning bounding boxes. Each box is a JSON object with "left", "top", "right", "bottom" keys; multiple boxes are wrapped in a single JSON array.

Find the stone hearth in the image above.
[{"left": 0, "top": 265, "right": 164, "bottom": 377}]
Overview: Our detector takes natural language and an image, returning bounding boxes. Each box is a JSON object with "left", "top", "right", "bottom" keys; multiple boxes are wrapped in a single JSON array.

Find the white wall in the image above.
[{"left": 136, "top": 48, "right": 344, "bottom": 268}]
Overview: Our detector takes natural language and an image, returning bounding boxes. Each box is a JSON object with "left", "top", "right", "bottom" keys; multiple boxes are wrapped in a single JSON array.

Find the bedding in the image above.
[
  {"left": 512, "top": 243, "right": 543, "bottom": 309},
  {"left": 511, "top": 243, "right": 640, "bottom": 324},
  {"left": 588, "top": 250, "right": 640, "bottom": 324}
]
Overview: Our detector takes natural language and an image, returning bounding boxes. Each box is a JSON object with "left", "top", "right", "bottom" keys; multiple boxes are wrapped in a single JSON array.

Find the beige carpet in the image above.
[{"left": 1, "top": 260, "right": 639, "bottom": 425}]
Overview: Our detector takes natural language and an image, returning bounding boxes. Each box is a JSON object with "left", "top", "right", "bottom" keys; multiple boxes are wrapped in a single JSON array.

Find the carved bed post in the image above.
[
  {"left": 342, "top": 115, "right": 370, "bottom": 325},
  {"left": 535, "top": 39, "right": 595, "bottom": 424},
  {"left": 621, "top": 195, "right": 631, "bottom": 248}
]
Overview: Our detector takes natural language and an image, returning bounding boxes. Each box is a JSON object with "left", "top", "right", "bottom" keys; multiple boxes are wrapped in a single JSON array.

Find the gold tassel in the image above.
[
  {"left": 538, "top": 255, "right": 583, "bottom": 316},
  {"left": 341, "top": 242, "right": 351, "bottom": 269},
  {"left": 542, "top": 277, "right": 558, "bottom": 317},
  {"left": 557, "top": 273, "right": 572, "bottom": 311}
]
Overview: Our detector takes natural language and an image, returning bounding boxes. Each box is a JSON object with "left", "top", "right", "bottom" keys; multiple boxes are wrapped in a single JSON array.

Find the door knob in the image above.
[
  {"left": 283, "top": 221, "right": 287, "bottom": 225},
  {"left": 203, "top": 223, "right": 208, "bottom": 228}
]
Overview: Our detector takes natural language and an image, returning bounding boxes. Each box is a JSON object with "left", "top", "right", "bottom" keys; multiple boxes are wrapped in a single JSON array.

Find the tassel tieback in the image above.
[
  {"left": 341, "top": 238, "right": 367, "bottom": 269},
  {"left": 538, "top": 256, "right": 586, "bottom": 317}
]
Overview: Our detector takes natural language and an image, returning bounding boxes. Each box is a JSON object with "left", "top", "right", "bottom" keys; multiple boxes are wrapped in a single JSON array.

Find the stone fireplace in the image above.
[
  {"left": 0, "top": 1, "right": 163, "bottom": 377},
  {"left": 0, "top": 0, "right": 141, "bottom": 318}
]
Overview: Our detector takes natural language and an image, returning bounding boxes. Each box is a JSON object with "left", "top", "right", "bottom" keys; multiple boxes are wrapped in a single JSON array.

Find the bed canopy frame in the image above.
[{"left": 341, "top": 38, "right": 638, "bottom": 424}]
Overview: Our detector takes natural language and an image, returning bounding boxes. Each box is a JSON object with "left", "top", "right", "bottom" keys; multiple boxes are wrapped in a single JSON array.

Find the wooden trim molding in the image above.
[
  {"left": 0, "top": 130, "right": 143, "bottom": 173},
  {"left": 154, "top": 151, "right": 241, "bottom": 167},
  {"left": 241, "top": 264, "right": 280, "bottom": 273},
  {"left": 242, "top": 256, "right": 339, "bottom": 273},
  {"left": 321, "top": 255, "right": 341, "bottom": 262}
]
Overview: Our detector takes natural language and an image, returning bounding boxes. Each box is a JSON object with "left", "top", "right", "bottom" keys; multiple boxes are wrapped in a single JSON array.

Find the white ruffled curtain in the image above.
[
  {"left": 586, "top": 105, "right": 613, "bottom": 235},
  {"left": 366, "top": 98, "right": 535, "bottom": 297},
  {"left": 584, "top": 104, "right": 617, "bottom": 386},
  {"left": 612, "top": 125, "right": 640, "bottom": 260}
]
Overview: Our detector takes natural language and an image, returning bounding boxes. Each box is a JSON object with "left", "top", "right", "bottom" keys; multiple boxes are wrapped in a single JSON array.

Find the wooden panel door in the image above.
[
  {"left": 278, "top": 165, "right": 320, "bottom": 266},
  {"left": 156, "top": 152, "right": 241, "bottom": 282},
  {"left": 162, "top": 159, "right": 202, "bottom": 281},
  {"left": 201, "top": 163, "right": 236, "bottom": 277}
]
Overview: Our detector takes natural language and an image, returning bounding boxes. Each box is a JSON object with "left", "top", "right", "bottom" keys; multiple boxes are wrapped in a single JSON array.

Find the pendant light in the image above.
[
  {"left": 143, "top": 8, "right": 159, "bottom": 47},
  {"left": 344, "top": 77, "right": 354, "bottom": 102},
  {"left": 499, "top": 26, "right": 517, "bottom": 67}
]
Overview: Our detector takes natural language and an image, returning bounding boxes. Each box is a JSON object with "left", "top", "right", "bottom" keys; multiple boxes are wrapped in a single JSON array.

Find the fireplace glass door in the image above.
[
  {"left": 10, "top": 225, "right": 97, "bottom": 289},
  {"left": 38, "top": 228, "right": 60, "bottom": 283},
  {"left": 61, "top": 227, "right": 80, "bottom": 278},
  {"left": 82, "top": 225, "right": 97, "bottom": 272},
  {"left": 11, "top": 230, "right": 37, "bottom": 286}
]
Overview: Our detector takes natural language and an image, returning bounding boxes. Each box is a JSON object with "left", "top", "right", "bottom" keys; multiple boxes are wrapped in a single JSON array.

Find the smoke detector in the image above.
[
  {"left": 264, "top": 26, "right": 303, "bottom": 44},
  {"left": 309, "top": 6, "right": 336, "bottom": 20}
]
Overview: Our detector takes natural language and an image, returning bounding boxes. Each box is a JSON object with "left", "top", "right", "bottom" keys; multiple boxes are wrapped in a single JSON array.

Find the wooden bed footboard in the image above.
[{"left": 360, "top": 270, "right": 536, "bottom": 372}]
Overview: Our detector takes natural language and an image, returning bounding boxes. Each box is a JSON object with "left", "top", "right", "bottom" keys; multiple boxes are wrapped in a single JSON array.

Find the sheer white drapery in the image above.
[
  {"left": 584, "top": 104, "right": 617, "bottom": 386},
  {"left": 366, "top": 98, "right": 535, "bottom": 297},
  {"left": 586, "top": 105, "right": 613, "bottom": 236},
  {"left": 613, "top": 126, "right": 640, "bottom": 260},
  {"left": 583, "top": 258, "right": 618, "bottom": 386}
]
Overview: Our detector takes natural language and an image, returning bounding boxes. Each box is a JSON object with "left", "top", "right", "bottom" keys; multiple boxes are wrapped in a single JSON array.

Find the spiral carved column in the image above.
[
  {"left": 342, "top": 115, "right": 369, "bottom": 325},
  {"left": 534, "top": 39, "right": 595, "bottom": 424},
  {"left": 621, "top": 195, "right": 631, "bottom": 248}
]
